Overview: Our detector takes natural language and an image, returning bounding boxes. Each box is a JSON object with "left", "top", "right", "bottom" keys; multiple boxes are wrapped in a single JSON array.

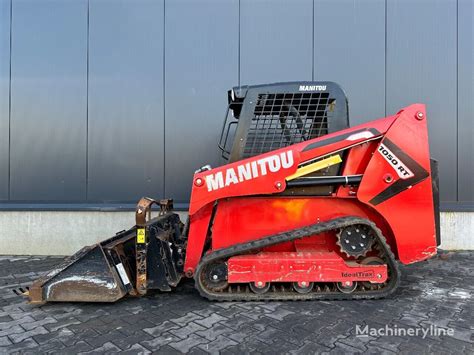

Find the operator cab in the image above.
[{"left": 219, "top": 81, "right": 350, "bottom": 162}]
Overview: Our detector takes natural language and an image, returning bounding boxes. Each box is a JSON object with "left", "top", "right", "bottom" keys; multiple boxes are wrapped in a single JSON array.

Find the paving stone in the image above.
[
  {"left": 195, "top": 323, "right": 234, "bottom": 341},
  {"left": 246, "top": 315, "right": 278, "bottom": 332},
  {"left": 337, "top": 333, "right": 375, "bottom": 352},
  {"left": 198, "top": 335, "right": 238, "bottom": 353},
  {"left": 264, "top": 307, "right": 294, "bottom": 321},
  {"left": 289, "top": 340, "right": 331, "bottom": 354},
  {"left": 143, "top": 320, "right": 180, "bottom": 337},
  {"left": 0, "top": 315, "right": 12, "bottom": 323},
  {"left": 82, "top": 341, "right": 122, "bottom": 353},
  {"left": 192, "top": 307, "right": 219, "bottom": 318},
  {"left": 0, "top": 338, "right": 38, "bottom": 352},
  {"left": 188, "top": 347, "right": 210, "bottom": 355},
  {"left": 365, "top": 345, "right": 398, "bottom": 354},
  {"left": 226, "top": 324, "right": 259, "bottom": 343},
  {"left": 148, "top": 309, "right": 189, "bottom": 325},
  {"left": 221, "top": 345, "right": 263, "bottom": 355},
  {"left": 120, "top": 343, "right": 152, "bottom": 354},
  {"left": 255, "top": 326, "right": 299, "bottom": 345},
  {"left": 61, "top": 340, "right": 95, "bottom": 353},
  {"left": 429, "top": 337, "right": 471, "bottom": 355},
  {"left": 33, "top": 330, "right": 68, "bottom": 345},
  {"left": 367, "top": 336, "right": 408, "bottom": 353},
  {"left": 0, "top": 335, "right": 12, "bottom": 346},
  {"left": 68, "top": 318, "right": 107, "bottom": 334},
  {"left": 225, "top": 336, "right": 268, "bottom": 353},
  {"left": 8, "top": 326, "right": 49, "bottom": 344},
  {"left": 0, "top": 325, "right": 24, "bottom": 337},
  {"left": 115, "top": 319, "right": 157, "bottom": 337},
  {"left": 223, "top": 314, "right": 255, "bottom": 331},
  {"left": 21, "top": 316, "right": 57, "bottom": 331},
  {"left": 154, "top": 344, "right": 181, "bottom": 354},
  {"left": 446, "top": 326, "right": 474, "bottom": 343},
  {"left": 111, "top": 330, "right": 154, "bottom": 350},
  {"left": 209, "top": 305, "right": 246, "bottom": 319},
  {"left": 168, "top": 334, "right": 207, "bottom": 353},
  {"left": 36, "top": 338, "right": 66, "bottom": 352},
  {"left": 170, "top": 321, "right": 206, "bottom": 340},
  {"left": 45, "top": 318, "right": 81, "bottom": 332},
  {"left": 260, "top": 339, "right": 305, "bottom": 354},
  {"left": 85, "top": 331, "right": 126, "bottom": 348},
  {"left": 0, "top": 315, "right": 36, "bottom": 330},
  {"left": 333, "top": 340, "right": 366, "bottom": 353},
  {"left": 194, "top": 313, "right": 227, "bottom": 328},
  {"left": 140, "top": 331, "right": 181, "bottom": 350},
  {"left": 170, "top": 311, "right": 204, "bottom": 326}
]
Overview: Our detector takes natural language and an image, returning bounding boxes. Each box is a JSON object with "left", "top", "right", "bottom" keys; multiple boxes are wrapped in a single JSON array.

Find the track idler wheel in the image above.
[
  {"left": 292, "top": 282, "right": 314, "bottom": 294},
  {"left": 202, "top": 262, "right": 228, "bottom": 291},
  {"left": 249, "top": 282, "right": 271, "bottom": 294},
  {"left": 336, "top": 281, "right": 358, "bottom": 294},
  {"left": 360, "top": 256, "right": 385, "bottom": 289}
]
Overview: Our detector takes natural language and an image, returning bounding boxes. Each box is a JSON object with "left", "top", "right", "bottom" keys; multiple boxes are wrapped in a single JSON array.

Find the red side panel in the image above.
[
  {"left": 183, "top": 203, "right": 213, "bottom": 275},
  {"left": 210, "top": 197, "right": 393, "bottom": 252},
  {"left": 357, "top": 104, "right": 437, "bottom": 264},
  {"left": 188, "top": 117, "right": 396, "bottom": 215}
]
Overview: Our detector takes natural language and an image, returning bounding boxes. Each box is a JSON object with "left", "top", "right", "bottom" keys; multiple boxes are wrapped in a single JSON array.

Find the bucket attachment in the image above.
[{"left": 26, "top": 198, "right": 186, "bottom": 303}]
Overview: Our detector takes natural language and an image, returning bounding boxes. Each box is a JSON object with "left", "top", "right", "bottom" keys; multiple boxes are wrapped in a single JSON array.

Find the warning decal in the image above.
[{"left": 136, "top": 228, "right": 146, "bottom": 244}]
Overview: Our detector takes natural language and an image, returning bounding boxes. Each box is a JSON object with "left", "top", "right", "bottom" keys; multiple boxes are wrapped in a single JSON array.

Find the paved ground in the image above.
[{"left": 0, "top": 252, "right": 473, "bottom": 354}]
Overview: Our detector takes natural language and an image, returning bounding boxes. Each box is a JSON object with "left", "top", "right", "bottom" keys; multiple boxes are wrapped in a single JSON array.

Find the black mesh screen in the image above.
[{"left": 243, "top": 92, "right": 335, "bottom": 158}]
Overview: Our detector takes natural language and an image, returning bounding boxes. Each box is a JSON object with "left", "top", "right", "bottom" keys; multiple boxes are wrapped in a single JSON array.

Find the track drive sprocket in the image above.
[{"left": 336, "top": 224, "right": 375, "bottom": 258}]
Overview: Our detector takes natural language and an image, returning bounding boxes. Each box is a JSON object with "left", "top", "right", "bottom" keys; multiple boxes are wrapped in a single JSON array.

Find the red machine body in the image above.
[
  {"left": 22, "top": 102, "right": 440, "bottom": 304},
  {"left": 184, "top": 103, "right": 438, "bottom": 288}
]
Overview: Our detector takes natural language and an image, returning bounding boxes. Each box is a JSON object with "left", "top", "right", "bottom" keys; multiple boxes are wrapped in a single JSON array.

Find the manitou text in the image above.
[{"left": 205, "top": 151, "right": 295, "bottom": 192}]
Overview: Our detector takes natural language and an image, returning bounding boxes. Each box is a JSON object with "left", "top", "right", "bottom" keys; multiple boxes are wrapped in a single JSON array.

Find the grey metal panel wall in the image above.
[
  {"left": 457, "top": 0, "right": 474, "bottom": 202},
  {"left": 164, "top": 0, "right": 238, "bottom": 203},
  {"left": 87, "top": 0, "right": 164, "bottom": 202},
  {"left": 0, "top": 0, "right": 9, "bottom": 200},
  {"left": 386, "top": 0, "right": 457, "bottom": 202},
  {"left": 0, "top": 0, "right": 471, "bottom": 209},
  {"left": 9, "top": 0, "right": 88, "bottom": 201},
  {"left": 314, "top": 0, "right": 385, "bottom": 125},
  {"left": 240, "top": 0, "right": 313, "bottom": 84}
]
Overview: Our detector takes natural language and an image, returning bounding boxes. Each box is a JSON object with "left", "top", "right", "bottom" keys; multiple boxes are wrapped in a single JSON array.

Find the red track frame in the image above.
[{"left": 227, "top": 251, "right": 388, "bottom": 284}]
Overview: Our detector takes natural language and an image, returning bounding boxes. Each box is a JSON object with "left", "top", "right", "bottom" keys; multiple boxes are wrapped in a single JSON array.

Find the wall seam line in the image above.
[
  {"left": 85, "top": 0, "right": 90, "bottom": 201},
  {"left": 238, "top": 0, "right": 241, "bottom": 86},
  {"left": 163, "top": 0, "right": 166, "bottom": 198},
  {"left": 312, "top": 0, "right": 314, "bottom": 80},
  {"left": 456, "top": 0, "right": 459, "bottom": 202},
  {"left": 384, "top": 0, "right": 387, "bottom": 117},
  {"left": 7, "top": 0, "right": 12, "bottom": 200}
]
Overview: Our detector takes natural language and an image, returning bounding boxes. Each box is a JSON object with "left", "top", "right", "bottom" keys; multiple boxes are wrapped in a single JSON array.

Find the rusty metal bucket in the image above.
[
  {"left": 28, "top": 243, "right": 131, "bottom": 303},
  {"left": 22, "top": 198, "right": 185, "bottom": 304}
]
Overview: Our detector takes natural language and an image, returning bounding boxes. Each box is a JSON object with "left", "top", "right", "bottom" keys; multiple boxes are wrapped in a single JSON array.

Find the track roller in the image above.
[
  {"left": 249, "top": 282, "right": 271, "bottom": 294},
  {"left": 336, "top": 281, "right": 358, "bottom": 294},
  {"left": 292, "top": 282, "right": 314, "bottom": 294}
]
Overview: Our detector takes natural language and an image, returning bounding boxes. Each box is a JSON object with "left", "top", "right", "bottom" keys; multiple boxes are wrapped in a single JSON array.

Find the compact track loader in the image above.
[{"left": 19, "top": 82, "right": 440, "bottom": 303}]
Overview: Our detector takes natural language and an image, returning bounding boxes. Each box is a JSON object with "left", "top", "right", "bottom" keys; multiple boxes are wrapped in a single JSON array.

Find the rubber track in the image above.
[{"left": 194, "top": 216, "right": 400, "bottom": 301}]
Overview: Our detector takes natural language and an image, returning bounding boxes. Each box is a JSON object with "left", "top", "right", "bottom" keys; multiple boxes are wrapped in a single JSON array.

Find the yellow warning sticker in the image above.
[{"left": 137, "top": 228, "right": 146, "bottom": 244}]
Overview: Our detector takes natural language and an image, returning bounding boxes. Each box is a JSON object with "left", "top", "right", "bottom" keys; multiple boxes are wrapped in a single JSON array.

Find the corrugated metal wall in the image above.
[{"left": 0, "top": 0, "right": 472, "bottom": 209}]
